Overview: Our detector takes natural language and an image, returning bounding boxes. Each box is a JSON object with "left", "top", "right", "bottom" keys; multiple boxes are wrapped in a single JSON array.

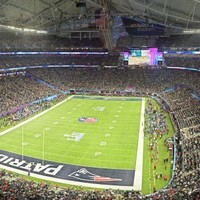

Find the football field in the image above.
[{"left": 0, "top": 95, "right": 145, "bottom": 189}]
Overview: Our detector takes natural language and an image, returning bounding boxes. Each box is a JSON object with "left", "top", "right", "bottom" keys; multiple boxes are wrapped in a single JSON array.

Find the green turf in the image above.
[
  {"left": 0, "top": 96, "right": 175, "bottom": 194},
  {"left": 142, "top": 99, "right": 174, "bottom": 194},
  {"left": 0, "top": 96, "right": 142, "bottom": 170}
]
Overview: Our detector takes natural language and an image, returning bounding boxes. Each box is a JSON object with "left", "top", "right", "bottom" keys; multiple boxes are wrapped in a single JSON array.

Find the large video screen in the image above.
[
  {"left": 122, "top": 48, "right": 163, "bottom": 66},
  {"left": 129, "top": 50, "right": 150, "bottom": 65}
]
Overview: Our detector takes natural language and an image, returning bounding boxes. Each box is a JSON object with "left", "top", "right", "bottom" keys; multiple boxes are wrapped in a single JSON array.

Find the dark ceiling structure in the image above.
[{"left": 0, "top": 0, "right": 200, "bottom": 32}]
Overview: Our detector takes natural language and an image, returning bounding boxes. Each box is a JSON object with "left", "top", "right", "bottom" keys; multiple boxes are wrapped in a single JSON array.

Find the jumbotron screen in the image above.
[{"left": 122, "top": 48, "right": 163, "bottom": 66}]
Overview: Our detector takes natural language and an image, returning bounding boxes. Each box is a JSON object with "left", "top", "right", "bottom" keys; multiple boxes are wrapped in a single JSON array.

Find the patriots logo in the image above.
[
  {"left": 68, "top": 168, "right": 122, "bottom": 182},
  {"left": 78, "top": 117, "right": 98, "bottom": 123}
]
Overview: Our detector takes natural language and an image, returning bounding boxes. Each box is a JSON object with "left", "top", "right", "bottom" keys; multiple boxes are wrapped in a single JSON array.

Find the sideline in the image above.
[
  {"left": 133, "top": 98, "right": 145, "bottom": 190},
  {"left": 0, "top": 96, "right": 74, "bottom": 136}
]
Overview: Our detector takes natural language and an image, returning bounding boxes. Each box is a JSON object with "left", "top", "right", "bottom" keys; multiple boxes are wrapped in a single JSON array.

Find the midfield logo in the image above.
[
  {"left": 68, "top": 168, "right": 122, "bottom": 182},
  {"left": 78, "top": 117, "right": 98, "bottom": 123}
]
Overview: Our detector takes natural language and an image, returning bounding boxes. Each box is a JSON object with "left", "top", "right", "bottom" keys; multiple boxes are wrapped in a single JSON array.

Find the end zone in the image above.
[{"left": 0, "top": 149, "right": 135, "bottom": 190}]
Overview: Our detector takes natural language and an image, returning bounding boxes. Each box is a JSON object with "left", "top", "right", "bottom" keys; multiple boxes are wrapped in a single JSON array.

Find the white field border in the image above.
[
  {"left": 0, "top": 95, "right": 74, "bottom": 136},
  {"left": 133, "top": 98, "right": 145, "bottom": 190},
  {"left": 0, "top": 96, "right": 145, "bottom": 191}
]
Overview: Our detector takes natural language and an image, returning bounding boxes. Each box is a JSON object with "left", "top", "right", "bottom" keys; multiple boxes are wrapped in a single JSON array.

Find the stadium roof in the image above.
[{"left": 0, "top": 0, "right": 200, "bottom": 32}]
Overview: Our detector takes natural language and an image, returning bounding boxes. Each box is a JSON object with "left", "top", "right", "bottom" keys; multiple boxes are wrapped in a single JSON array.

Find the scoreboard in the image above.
[
  {"left": 129, "top": 50, "right": 150, "bottom": 66},
  {"left": 121, "top": 48, "right": 163, "bottom": 66}
]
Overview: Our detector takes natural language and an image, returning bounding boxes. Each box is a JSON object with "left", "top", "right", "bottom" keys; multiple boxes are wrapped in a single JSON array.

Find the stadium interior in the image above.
[{"left": 0, "top": 0, "right": 200, "bottom": 199}]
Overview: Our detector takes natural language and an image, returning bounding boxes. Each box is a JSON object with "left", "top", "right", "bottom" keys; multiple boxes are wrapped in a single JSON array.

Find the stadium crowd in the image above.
[
  {"left": 27, "top": 68, "right": 200, "bottom": 94},
  {"left": 1, "top": 68, "right": 199, "bottom": 132},
  {"left": 1, "top": 32, "right": 200, "bottom": 71},
  {"left": 1, "top": 54, "right": 200, "bottom": 70},
  {"left": 0, "top": 54, "right": 119, "bottom": 69},
  {"left": 182, "top": 136, "right": 200, "bottom": 172},
  {"left": 162, "top": 87, "right": 200, "bottom": 131},
  {"left": 164, "top": 56, "right": 200, "bottom": 70},
  {"left": 0, "top": 32, "right": 104, "bottom": 51},
  {"left": 0, "top": 163, "right": 199, "bottom": 200},
  {"left": 1, "top": 31, "right": 200, "bottom": 51},
  {"left": 116, "top": 34, "right": 200, "bottom": 49},
  {"left": 156, "top": 34, "right": 200, "bottom": 48},
  {"left": 0, "top": 30, "right": 200, "bottom": 200},
  {"left": 0, "top": 66, "right": 199, "bottom": 199},
  {"left": 0, "top": 74, "right": 57, "bottom": 115}
]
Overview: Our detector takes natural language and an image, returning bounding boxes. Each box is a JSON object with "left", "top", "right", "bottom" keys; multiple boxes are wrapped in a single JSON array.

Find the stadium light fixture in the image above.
[
  {"left": 36, "top": 30, "right": 48, "bottom": 34},
  {"left": 24, "top": 28, "right": 36, "bottom": 32},
  {"left": 0, "top": 24, "right": 47, "bottom": 34},
  {"left": 183, "top": 29, "right": 200, "bottom": 33}
]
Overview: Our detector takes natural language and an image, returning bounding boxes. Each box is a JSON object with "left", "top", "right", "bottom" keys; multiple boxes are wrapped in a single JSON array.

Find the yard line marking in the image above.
[
  {"left": 100, "top": 141, "right": 107, "bottom": 146},
  {"left": 105, "top": 133, "right": 110, "bottom": 137},
  {"left": 34, "top": 133, "right": 41, "bottom": 138},
  {"left": 95, "top": 152, "right": 102, "bottom": 156},
  {"left": 0, "top": 96, "right": 74, "bottom": 136},
  {"left": 133, "top": 98, "right": 145, "bottom": 191},
  {"left": 22, "top": 142, "right": 29, "bottom": 146},
  {"left": 0, "top": 131, "right": 136, "bottom": 143}
]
